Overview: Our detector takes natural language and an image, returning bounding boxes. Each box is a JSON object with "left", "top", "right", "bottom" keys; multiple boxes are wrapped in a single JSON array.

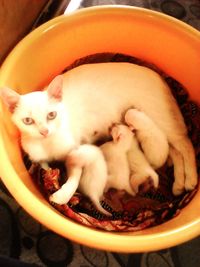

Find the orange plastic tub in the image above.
[{"left": 0, "top": 6, "right": 200, "bottom": 252}]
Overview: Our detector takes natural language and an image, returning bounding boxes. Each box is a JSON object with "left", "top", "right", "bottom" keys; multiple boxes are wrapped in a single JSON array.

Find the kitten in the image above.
[
  {"left": 128, "top": 134, "right": 159, "bottom": 194},
  {"left": 125, "top": 108, "right": 169, "bottom": 169},
  {"left": 100, "top": 124, "right": 136, "bottom": 195},
  {"left": 0, "top": 62, "right": 197, "bottom": 195},
  {"left": 102, "top": 123, "right": 159, "bottom": 194},
  {"left": 53, "top": 144, "right": 111, "bottom": 216}
]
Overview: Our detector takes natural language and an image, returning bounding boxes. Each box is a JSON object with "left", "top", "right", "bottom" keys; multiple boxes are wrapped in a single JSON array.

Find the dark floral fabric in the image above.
[{"left": 1, "top": 0, "right": 200, "bottom": 266}]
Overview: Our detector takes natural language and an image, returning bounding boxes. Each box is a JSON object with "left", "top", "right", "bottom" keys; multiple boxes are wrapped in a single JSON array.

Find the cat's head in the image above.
[{"left": 0, "top": 75, "right": 65, "bottom": 139}]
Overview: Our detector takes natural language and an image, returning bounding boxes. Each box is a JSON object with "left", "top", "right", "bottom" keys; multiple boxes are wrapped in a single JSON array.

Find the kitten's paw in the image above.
[
  {"left": 138, "top": 176, "right": 157, "bottom": 193},
  {"left": 130, "top": 171, "right": 159, "bottom": 194},
  {"left": 49, "top": 191, "right": 70, "bottom": 205}
]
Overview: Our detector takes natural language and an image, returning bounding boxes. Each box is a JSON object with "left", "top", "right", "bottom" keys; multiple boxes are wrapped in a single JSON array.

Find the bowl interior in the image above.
[{"left": 0, "top": 6, "right": 200, "bottom": 252}]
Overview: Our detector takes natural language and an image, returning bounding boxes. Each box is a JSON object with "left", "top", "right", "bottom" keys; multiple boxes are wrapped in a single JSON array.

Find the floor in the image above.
[{"left": 0, "top": 0, "right": 200, "bottom": 266}]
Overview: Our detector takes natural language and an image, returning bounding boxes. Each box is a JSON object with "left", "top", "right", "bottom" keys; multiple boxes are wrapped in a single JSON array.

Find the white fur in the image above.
[
  {"left": 100, "top": 124, "right": 135, "bottom": 195},
  {"left": 66, "top": 144, "right": 110, "bottom": 216},
  {"left": 125, "top": 108, "right": 169, "bottom": 169},
  {"left": 49, "top": 165, "right": 82, "bottom": 204},
  {"left": 128, "top": 135, "right": 159, "bottom": 194},
  {"left": 0, "top": 62, "right": 198, "bottom": 194},
  {"left": 10, "top": 90, "right": 75, "bottom": 162}
]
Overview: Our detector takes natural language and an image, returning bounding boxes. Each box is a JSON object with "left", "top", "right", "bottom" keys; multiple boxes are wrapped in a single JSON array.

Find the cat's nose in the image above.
[{"left": 39, "top": 128, "right": 49, "bottom": 137}]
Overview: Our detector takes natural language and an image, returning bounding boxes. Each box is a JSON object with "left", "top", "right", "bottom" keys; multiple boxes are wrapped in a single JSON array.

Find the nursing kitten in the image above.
[
  {"left": 102, "top": 123, "right": 159, "bottom": 194},
  {"left": 0, "top": 62, "right": 197, "bottom": 195},
  {"left": 125, "top": 108, "right": 169, "bottom": 169},
  {"left": 100, "top": 124, "right": 136, "bottom": 195},
  {"left": 128, "top": 134, "right": 159, "bottom": 194}
]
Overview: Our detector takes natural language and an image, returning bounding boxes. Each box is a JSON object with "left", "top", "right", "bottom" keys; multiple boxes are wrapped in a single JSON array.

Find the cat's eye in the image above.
[
  {"left": 47, "top": 111, "right": 57, "bottom": 120},
  {"left": 22, "top": 117, "right": 34, "bottom": 125}
]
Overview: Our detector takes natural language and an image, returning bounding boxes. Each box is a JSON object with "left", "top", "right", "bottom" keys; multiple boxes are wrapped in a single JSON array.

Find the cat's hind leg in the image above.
[
  {"left": 169, "top": 135, "right": 198, "bottom": 193},
  {"left": 169, "top": 146, "right": 185, "bottom": 195}
]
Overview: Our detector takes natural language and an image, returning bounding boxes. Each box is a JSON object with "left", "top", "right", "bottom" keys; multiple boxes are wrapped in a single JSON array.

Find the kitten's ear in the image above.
[
  {"left": 110, "top": 125, "right": 122, "bottom": 143},
  {"left": 0, "top": 87, "right": 20, "bottom": 113},
  {"left": 47, "top": 75, "right": 63, "bottom": 101}
]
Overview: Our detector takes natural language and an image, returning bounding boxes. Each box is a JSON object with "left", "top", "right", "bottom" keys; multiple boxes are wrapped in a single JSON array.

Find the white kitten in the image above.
[
  {"left": 100, "top": 124, "right": 135, "bottom": 195},
  {"left": 128, "top": 135, "right": 159, "bottom": 194},
  {"left": 125, "top": 108, "right": 169, "bottom": 169},
  {"left": 63, "top": 144, "right": 111, "bottom": 216},
  {"left": 0, "top": 62, "right": 197, "bottom": 195},
  {"left": 101, "top": 123, "right": 159, "bottom": 194}
]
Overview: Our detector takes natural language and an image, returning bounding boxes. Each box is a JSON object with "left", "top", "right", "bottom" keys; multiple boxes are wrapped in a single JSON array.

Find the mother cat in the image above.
[{"left": 0, "top": 62, "right": 197, "bottom": 195}]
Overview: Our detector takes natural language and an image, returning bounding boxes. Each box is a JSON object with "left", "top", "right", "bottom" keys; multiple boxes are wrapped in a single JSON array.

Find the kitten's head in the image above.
[
  {"left": 111, "top": 124, "right": 134, "bottom": 149},
  {"left": 0, "top": 75, "right": 65, "bottom": 139}
]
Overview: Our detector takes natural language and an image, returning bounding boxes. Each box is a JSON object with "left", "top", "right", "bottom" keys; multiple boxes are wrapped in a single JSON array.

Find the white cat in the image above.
[{"left": 0, "top": 62, "right": 197, "bottom": 195}]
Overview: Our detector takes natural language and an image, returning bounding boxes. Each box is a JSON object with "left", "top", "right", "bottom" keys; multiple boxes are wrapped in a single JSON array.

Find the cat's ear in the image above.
[
  {"left": 47, "top": 75, "right": 63, "bottom": 101},
  {"left": 0, "top": 87, "right": 20, "bottom": 113}
]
